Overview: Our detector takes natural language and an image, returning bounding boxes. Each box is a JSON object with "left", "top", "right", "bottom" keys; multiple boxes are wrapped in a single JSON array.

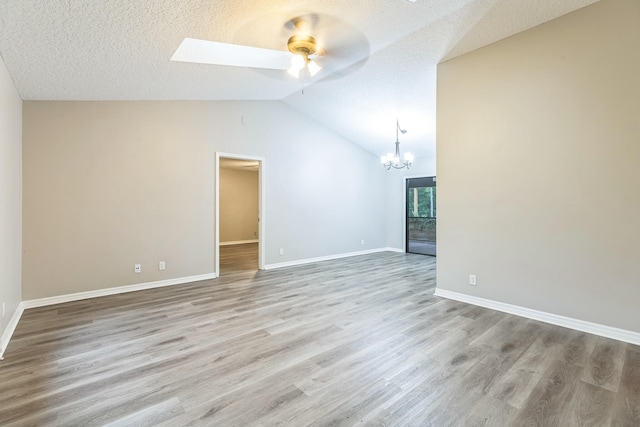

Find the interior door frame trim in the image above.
[{"left": 215, "top": 152, "right": 265, "bottom": 277}]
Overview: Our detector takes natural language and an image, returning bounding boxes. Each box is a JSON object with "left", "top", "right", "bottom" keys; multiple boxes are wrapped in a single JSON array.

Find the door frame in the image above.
[
  {"left": 215, "top": 152, "right": 265, "bottom": 277},
  {"left": 403, "top": 175, "right": 436, "bottom": 254}
]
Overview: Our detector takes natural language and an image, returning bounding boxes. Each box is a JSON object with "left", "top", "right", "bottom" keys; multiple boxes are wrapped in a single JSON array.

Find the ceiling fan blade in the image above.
[{"left": 171, "top": 38, "right": 291, "bottom": 70}]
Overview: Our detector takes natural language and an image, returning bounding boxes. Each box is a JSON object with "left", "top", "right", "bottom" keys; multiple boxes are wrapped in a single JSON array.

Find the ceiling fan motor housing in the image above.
[{"left": 287, "top": 34, "right": 317, "bottom": 59}]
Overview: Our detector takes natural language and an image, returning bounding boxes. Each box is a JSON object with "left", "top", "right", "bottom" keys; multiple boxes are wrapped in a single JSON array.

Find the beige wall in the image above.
[
  {"left": 0, "top": 55, "right": 22, "bottom": 348},
  {"left": 220, "top": 167, "right": 258, "bottom": 243},
  {"left": 22, "top": 101, "right": 388, "bottom": 299},
  {"left": 436, "top": 0, "right": 640, "bottom": 332}
]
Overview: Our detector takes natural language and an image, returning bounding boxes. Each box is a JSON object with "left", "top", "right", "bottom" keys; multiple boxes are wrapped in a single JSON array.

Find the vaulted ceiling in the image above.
[{"left": 0, "top": 0, "right": 598, "bottom": 158}]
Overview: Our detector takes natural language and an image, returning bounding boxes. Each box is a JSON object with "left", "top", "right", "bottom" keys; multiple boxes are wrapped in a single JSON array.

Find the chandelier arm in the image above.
[
  {"left": 382, "top": 159, "right": 411, "bottom": 170},
  {"left": 391, "top": 162, "right": 410, "bottom": 170}
]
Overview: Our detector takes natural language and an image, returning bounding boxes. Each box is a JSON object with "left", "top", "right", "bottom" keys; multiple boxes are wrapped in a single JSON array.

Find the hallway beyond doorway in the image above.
[{"left": 219, "top": 242, "right": 258, "bottom": 276}]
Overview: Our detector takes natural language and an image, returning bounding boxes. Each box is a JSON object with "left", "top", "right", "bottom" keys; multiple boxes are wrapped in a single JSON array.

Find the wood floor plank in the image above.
[
  {"left": 1, "top": 249, "right": 639, "bottom": 425},
  {"left": 488, "top": 337, "right": 564, "bottom": 409},
  {"left": 101, "top": 397, "right": 186, "bottom": 427},
  {"left": 564, "top": 331, "right": 598, "bottom": 367},
  {"left": 581, "top": 337, "right": 625, "bottom": 392},
  {"left": 471, "top": 316, "right": 543, "bottom": 359},
  {"left": 458, "top": 393, "right": 519, "bottom": 427},
  {"left": 611, "top": 346, "right": 640, "bottom": 426},
  {"left": 364, "top": 362, "right": 459, "bottom": 426},
  {"left": 512, "top": 359, "right": 583, "bottom": 426},
  {"left": 565, "top": 381, "right": 616, "bottom": 426}
]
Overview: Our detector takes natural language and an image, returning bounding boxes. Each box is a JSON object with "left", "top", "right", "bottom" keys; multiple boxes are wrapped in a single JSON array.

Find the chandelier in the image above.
[{"left": 381, "top": 120, "right": 414, "bottom": 170}]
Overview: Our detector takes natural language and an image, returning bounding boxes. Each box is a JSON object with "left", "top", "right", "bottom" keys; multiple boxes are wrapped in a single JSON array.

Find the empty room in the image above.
[{"left": 1, "top": 0, "right": 639, "bottom": 425}]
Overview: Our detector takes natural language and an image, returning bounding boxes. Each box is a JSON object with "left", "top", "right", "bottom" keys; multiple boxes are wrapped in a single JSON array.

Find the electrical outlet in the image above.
[
  {"left": 469, "top": 274, "right": 477, "bottom": 286},
  {"left": 159, "top": 261, "right": 166, "bottom": 271},
  {"left": 279, "top": 248, "right": 284, "bottom": 256},
  {"left": 134, "top": 264, "right": 141, "bottom": 274},
  {"left": 361, "top": 239, "right": 365, "bottom": 245}
]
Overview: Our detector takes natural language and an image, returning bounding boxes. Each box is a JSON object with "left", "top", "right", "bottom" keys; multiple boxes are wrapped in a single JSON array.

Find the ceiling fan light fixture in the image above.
[
  {"left": 287, "top": 34, "right": 317, "bottom": 56},
  {"left": 288, "top": 53, "right": 306, "bottom": 77},
  {"left": 287, "top": 34, "right": 320, "bottom": 78},
  {"left": 287, "top": 67, "right": 301, "bottom": 78},
  {"left": 290, "top": 54, "right": 306, "bottom": 70},
  {"left": 307, "top": 59, "right": 321, "bottom": 76}
]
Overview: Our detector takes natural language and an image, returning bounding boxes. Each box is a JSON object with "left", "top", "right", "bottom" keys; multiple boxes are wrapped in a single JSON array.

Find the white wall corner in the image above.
[
  {"left": 0, "top": 303, "right": 25, "bottom": 360},
  {"left": 434, "top": 288, "right": 640, "bottom": 346}
]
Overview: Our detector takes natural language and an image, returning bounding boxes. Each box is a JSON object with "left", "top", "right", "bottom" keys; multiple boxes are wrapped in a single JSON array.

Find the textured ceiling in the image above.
[{"left": 0, "top": 0, "right": 599, "bottom": 158}]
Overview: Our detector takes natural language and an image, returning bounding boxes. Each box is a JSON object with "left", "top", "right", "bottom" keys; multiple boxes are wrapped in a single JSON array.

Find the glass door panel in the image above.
[{"left": 406, "top": 177, "right": 436, "bottom": 256}]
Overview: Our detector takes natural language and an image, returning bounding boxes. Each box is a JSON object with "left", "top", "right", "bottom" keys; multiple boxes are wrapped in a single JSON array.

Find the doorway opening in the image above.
[
  {"left": 406, "top": 176, "right": 436, "bottom": 256},
  {"left": 215, "top": 153, "right": 265, "bottom": 277}
]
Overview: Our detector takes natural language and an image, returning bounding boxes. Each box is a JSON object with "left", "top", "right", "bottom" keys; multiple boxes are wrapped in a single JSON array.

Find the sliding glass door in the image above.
[{"left": 406, "top": 177, "right": 436, "bottom": 256}]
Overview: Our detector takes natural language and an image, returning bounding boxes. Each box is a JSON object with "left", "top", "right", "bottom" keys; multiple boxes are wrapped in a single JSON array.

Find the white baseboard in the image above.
[
  {"left": 0, "top": 303, "right": 25, "bottom": 360},
  {"left": 385, "top": 247, "right": 405, "bottom": 253},
  {"left": 434, "top": 288, "right": 640, "bottom": 346},
  {"left": 264, "top": 247, "right": 405, "bottom": 270},
  {"left": 22, "top": 273, "right": 217, "bottom": 310},
  {"left": 220, "top": 240, "right": 258, "bottom": 246}
]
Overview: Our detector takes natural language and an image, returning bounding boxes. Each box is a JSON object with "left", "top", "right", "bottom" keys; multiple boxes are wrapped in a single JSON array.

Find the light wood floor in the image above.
[
  {"left": 1, "top": 250, "right": 639, "bottom": 426},
  {"left": 219, "top": 242, "right": 258, "bottom": 275}
]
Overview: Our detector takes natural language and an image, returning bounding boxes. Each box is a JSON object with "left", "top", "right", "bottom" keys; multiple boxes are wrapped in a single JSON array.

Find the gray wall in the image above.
[
  {"left": 22, "top": 100, "right": 388, "bottom": 299},
  {"left": 0, "top": 55, "right": 22, "bottom": 347},
  {"left": 220, "top": 167, "right": 259, "bottom": 243},
  {"left": 436, "top": 0, "right": 640, "bottom": 332}
]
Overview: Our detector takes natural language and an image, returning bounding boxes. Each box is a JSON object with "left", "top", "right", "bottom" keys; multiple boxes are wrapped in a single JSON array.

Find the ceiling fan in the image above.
[{"left": 171, "top": 18, "right": 323, "bottom": 79}]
